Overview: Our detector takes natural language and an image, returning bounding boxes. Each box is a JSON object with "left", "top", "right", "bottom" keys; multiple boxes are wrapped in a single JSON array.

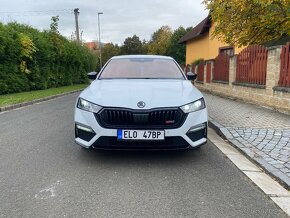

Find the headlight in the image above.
[
  {"left": 77, "top": 98, "right": 102, "bottom": 113},
  {"left": 180, "top": 98, "right": 206, "bottom": 113}
]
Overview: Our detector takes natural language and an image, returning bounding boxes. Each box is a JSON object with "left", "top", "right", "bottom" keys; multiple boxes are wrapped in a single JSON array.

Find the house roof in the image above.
[
  {"left": 85, "top": 42, "right": 97, "bottom": 50},
  {"left": 179, "top": 15, "right": 211, "bottom": 44}
]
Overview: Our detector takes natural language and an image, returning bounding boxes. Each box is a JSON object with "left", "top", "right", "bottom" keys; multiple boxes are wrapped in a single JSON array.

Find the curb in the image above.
[
  {"left": 0, "top": 89, "right": 82, "bottom": 113},
  {"left": 209, "top": 119, "right": 290, "bottom": 191}
]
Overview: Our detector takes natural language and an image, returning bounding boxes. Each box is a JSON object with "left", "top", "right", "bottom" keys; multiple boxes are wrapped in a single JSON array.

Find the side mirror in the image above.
[
  {"left": 87, "top": 72, "right": 97, "bottom": 80},
  {"left": 187, "top": 72, "right": 197, "bottom": 81}
]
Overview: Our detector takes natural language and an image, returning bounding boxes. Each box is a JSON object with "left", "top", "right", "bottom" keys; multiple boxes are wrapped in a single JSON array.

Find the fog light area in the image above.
[
  {"left": 187, "top": 123, "right": 206, "bottom": 133},
  {"left": 76, "top": 124, "right": 94, "bottom": 133},
  {"left": 186, "top": 123, "right": 207, "bottom": 142},
  {"left": 75, "top": 123, "right": 96, "bottom": 142}
]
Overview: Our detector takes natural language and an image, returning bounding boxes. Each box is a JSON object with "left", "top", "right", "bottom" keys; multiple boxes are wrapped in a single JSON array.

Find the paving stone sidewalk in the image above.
[{"left": 203, "top": 92, "right": 290, "bottom": 189}]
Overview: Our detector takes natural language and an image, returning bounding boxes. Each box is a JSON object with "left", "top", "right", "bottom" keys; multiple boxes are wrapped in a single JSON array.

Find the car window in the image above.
[{"left": 99, "top": 58, "right": 185, "bottom": 79}]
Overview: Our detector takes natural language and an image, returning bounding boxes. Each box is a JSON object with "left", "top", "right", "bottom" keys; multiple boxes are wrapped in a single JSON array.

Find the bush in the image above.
[
  {"left": 0, "top": 22, "right": 98, "bottom": 95},
  {"left": 192, "top": 58, "right": 204, "bottom": 66}
]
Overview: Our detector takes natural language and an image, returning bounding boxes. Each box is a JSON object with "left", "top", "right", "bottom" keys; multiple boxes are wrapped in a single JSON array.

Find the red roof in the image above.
[{"left": 85, "top": 42, "right": 97, "bottom": 50}]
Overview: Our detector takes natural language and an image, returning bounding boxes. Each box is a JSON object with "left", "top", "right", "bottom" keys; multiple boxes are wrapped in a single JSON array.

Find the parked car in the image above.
[{"left": 74, "top": 55, "right": 208, "bottom": 150}]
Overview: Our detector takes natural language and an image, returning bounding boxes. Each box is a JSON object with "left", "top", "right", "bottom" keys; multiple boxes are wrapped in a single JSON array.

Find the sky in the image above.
[{"left": 0, "top": 0, "right": 208, "bottom": 45}]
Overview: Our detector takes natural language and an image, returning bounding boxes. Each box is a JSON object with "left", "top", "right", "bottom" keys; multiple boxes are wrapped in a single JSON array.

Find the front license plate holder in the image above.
[{"left": 117, "top": 129, "right": 165, "bottom": 140}]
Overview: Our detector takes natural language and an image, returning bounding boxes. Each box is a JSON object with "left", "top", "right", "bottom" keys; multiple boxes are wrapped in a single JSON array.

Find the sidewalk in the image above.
[{"left": 203, "top": 92, "right": 290, "bottom": 189}]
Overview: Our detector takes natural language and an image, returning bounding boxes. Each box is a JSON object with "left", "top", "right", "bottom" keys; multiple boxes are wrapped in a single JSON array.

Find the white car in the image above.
[{"left": 74, "top": 55, "right": 208, "bottom": 150}]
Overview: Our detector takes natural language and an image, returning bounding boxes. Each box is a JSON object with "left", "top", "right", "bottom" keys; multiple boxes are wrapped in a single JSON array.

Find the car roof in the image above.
[{"left": 110, "top": 55, "right": 174, "bottom": 60}]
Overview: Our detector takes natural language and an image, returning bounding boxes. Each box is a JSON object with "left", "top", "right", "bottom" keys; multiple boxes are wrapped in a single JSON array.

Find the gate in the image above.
[
  {"left": 279, "top": 42, "right": 290, "bottom": 87},
  {"left": 236, "top": 45, "right": 268, "bottom": 85},
  {"left": 197, "top": 62, "right": 205, "bottom": 82},
  {"left": 213, "top": 53, "right": 230, "bottom": 82}
]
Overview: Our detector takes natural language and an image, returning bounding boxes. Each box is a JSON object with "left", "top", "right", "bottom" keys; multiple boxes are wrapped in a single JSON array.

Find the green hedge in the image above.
[{"left": 0, "top": 22, "right": 98, "bottom": 94}]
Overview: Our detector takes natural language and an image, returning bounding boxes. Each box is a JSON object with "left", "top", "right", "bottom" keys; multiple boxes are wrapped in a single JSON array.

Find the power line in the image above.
[{"left": 0, "top": 9, "right": 73, "bottom": 16}]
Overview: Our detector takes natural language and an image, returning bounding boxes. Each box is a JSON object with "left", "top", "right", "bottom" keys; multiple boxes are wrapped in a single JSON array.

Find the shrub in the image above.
[
  {"left": 0, "top": 22, "right": 98, "bottom": 94},
  {"left": 192, "top": 58, "right": 204, "bottom": 66}
]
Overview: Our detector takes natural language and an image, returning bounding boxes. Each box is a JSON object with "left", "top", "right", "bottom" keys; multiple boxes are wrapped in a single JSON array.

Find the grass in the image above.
[{"left": 0, "top": 84, "right": 88, "bottom": 107}]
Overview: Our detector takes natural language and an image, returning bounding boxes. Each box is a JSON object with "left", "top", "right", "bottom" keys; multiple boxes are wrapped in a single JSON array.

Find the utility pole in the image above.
[
  {"left": 74, "top": 8, "right": 80, "bottom": 42},
  {"left": 98, "top": 12, "right": 103, "bottom": 69}
]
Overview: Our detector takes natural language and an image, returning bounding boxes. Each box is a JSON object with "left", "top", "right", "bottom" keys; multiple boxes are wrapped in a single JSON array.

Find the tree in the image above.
[
  {"left": 102, "top": 43, "right": 120, "bottom": 64},
  {"left": 167, "top": 26, "right": 189, "bottom": 64},
  {"left": 50, "top": 16, "right": 60, "bottom": 35},
  {"left": 120, "top": 35, "right": 143, "bottom": 55},
  {"left": 142, "top": 39, "right": 149, "bottom": 54},
  {"left": 19, "top": 33, "right": 37, "bottom": 74},
  {"left": 148, "top": 26, "right": 172, "bottom": 55},
  {"left": 203, "top": 0, "right": 290, "bottom": 46},
  {"left": 49, "top": 15, "right": 63, "bottom": 55}
]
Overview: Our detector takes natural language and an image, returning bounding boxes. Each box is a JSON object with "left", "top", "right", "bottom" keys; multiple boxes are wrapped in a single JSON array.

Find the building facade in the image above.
[{"left": 179, "top": 16, "right": 244, "bottom": 65}]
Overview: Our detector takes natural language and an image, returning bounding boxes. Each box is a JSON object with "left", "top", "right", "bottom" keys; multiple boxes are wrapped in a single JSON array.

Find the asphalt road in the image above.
[{"left": 0, "top": 93, "right": 287, "bottom": 218}]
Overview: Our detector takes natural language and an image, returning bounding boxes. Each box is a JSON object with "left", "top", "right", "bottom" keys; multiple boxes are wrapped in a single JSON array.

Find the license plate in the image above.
[{"left": 117, "top": 130, "right": 165, "bottom": 140}]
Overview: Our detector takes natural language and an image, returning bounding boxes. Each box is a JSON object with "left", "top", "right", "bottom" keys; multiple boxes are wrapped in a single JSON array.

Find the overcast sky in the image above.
[{"left": 0, "top": 0, "right": 208, "bottom": 44}]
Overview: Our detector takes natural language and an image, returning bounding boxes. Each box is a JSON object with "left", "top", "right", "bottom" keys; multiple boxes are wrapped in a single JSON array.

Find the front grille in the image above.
[
  {"left": 95, "top": 108, "right": 187, "bottom": 129},
  {"left": 92, "top": 136, "right": 190, "bottom": 150}
]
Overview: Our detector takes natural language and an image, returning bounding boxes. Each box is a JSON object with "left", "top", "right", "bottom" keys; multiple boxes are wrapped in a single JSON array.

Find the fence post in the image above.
[
  {"left": 204, "top": 63, "right": 207, "bottom": 83},
  {"left": 194, "top": 65, "right": 198, "bottom": 76},
  {"left": 266, "top": 46, "right": 282, "bottom": 91},
  {"left": 229, "top": 55, "right": 237, "bottom": 86},
  {"left": 211, "top": 60, "right": 214, "bottom": 82},
  {"left": 205, "top": 60, "right": 214, "bottom": 83}
]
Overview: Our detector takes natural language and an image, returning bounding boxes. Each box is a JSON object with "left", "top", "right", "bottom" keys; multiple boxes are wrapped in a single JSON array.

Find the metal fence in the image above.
[
  {"left": 279, "top": 42, "right": 290, "bottom": 87},
  {"left": 197, "top": 62, "right": 205, "bottom": 82},
  {"left": 236, "top": 45, "right": 268, "bottom": 85},
  {"left": 213, "top": 53, "right": 230, "bottom": 82}
]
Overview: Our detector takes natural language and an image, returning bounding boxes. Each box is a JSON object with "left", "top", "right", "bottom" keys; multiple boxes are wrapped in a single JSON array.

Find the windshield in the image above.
[{"left": 99, "top": 58, "right": 185, "bottom": 79}]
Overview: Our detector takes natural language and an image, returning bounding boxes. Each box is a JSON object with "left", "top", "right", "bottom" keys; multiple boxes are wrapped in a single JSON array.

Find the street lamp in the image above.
[{"left": 98, "top": 12, "right": 103, "bottom": 69}]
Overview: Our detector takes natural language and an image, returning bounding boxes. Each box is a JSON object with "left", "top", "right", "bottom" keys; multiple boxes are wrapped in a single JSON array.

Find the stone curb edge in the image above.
[
  {"left": 0, "top": 89, "right": 83, "bottom": 113},
  {"left": 208, "top": 119, "right": 290, "bottom": 191}
]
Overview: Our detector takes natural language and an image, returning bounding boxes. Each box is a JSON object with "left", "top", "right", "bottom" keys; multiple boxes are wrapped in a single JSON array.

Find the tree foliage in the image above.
[
  {"left": 167, "top": 26, "right": 189, "bottom": 65},
  {"left": 102, "top": 43, "right": 120, "bottom": 64},
  {"left": 0, "top": 21, "right": 97, "bottom": 94},
  {"left": 50, "top": 16, "right": 60, "bottom": 35},
  {"left": 120, "top": 35, "right": 144, "bottom": 55},
  {"left": 203, "top": 0, "right": 290, "bottom": 46},
  {"left": 101, "top": 26, "right": 192, "bottom": 65},
  {"left": 148, "top": 26, "right": 172, "bottom": 55},
  {"left": 19, "top": 33, "right": 37, "bottom": 74}
]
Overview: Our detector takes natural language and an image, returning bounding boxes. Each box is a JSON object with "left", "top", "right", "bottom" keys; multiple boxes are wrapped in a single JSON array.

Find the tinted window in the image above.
[{"left": 99, "top": 58, "right": 184, "bottom": 79}]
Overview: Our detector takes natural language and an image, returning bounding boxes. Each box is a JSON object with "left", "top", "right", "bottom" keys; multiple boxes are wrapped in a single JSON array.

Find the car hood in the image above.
[{"left": 80, "top": 79, "right": 203, "bottom": 109}]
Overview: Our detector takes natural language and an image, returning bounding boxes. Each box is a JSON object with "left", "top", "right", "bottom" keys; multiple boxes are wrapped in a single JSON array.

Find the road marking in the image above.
[
  {"left": 208, "top": 128, "right": 290, "bottom": 216},
  {"left": 35, "top": 180, "right": 62, "bottom": 200}
]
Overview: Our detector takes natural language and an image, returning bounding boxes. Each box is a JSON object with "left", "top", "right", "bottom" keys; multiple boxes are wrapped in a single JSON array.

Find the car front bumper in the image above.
[{"left": 74, "top": 107, "right": 208, "bottom": 150}]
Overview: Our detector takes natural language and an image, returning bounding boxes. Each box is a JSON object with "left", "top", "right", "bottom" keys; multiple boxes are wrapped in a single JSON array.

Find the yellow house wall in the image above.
[
  {"left": 185, "top": 23, "right": 244, "bottom": 65},
  {"left": 186, "top": 34, "right": 210, "bottom": 65}
]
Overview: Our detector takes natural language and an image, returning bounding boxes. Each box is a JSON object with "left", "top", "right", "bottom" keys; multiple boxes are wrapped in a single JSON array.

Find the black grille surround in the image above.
[{"left": 95, "top": 107, "right": 187, "bottom": 129}]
